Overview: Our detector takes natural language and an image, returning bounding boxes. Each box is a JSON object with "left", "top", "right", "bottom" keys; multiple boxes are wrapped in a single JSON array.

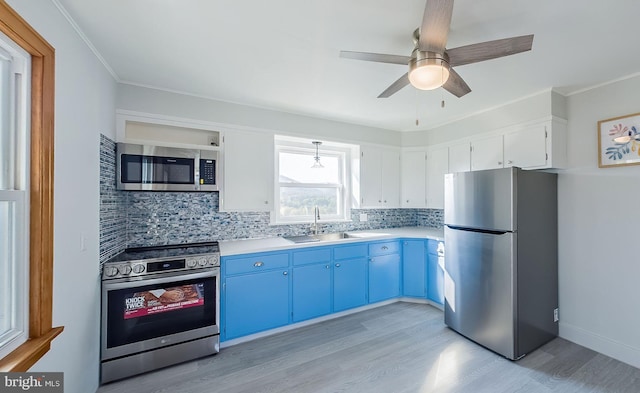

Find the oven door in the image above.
[{"left": 101, "top": 269, "right": 219, "bottom": 361}]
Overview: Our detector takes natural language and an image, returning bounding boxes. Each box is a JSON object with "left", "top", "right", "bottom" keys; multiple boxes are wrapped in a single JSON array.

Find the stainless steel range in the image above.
[{"left": 100, "top": 242, "right": 220, "bottom": 384}]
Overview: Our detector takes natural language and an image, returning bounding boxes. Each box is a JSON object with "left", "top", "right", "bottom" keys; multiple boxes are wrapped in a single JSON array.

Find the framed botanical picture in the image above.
[{"left": 598, "top": 112, "right": 640, "bottom": 168}]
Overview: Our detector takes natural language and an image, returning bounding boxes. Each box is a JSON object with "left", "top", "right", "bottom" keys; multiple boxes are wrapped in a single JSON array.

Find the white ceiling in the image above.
[{"left": 55, "top": 0, "right": 640, "bottom": 132}]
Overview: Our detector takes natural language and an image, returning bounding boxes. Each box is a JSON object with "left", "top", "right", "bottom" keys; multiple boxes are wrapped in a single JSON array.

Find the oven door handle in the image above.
[{"left": 103, "top": 269, "right": 218, "bottom": 291}]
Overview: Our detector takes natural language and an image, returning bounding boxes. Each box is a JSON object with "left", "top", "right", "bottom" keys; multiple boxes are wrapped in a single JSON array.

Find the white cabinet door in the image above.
[
  {"left": 360, "top": 146, "right": 383, "bottom": 208},
  {"left": 426, "top": 147, "right": 449, "bottom": 209},
  {"left": 382, "top": 149, "right": 401, "bottom": 208},
  {"left": 360, "top": 146, "right": 400, "bottom": 208},
  {"left": 471, "top": 135, "right": 504, "bottom": 171},
  {"left": 504, "top": 124, "right": 547, "bottom": 169},
  {"left": 448, "top": 142, "right": 471, "bottom": 173},
  {"left": 221, "top": 130, "right": 273, "bottom": 211},
  {"left": 401, "top": 150, "right": 426, "bottom": 207}
]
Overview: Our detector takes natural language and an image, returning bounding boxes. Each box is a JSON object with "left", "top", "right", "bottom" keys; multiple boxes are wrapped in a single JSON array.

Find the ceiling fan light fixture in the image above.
[{"left": 408, "top": 51, "right": 450, "bottom": 90}]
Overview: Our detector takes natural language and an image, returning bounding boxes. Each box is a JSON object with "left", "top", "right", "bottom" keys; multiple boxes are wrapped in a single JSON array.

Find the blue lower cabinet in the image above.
[
  {"left": 224, "top": 269, "right": 289, "bottom": 340},
  {"left": 292, "top": 263, "right": 332, "bottom": 322},
  {"left": 402, "top": 240, "right": 426, "bottom": 297},
  {"left": 427, "top": 241, "right": 445, "bottom": 305},
  {"left": 369, "top": 253, "right": 401, "bottom": 303},
  {"left": 333, "top": 257, "right": 367, "bottom": 312}
]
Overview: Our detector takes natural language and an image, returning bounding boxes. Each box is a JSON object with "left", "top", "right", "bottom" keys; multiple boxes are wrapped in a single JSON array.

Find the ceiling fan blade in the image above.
[
  {"left": 418, "top": 0, "right": 454, "bottom": 53},
  {"left": 442, "top": 68, "right": 471, "bottom": 98},
  {"left": 378, "top": 73, "right": 410, "bottom": 98},
  {"left": 447, "top": 34, "right": 534, "bottom": 67},
  {"left": 339, "top": 51, "right": 410, "bottom": 65}
]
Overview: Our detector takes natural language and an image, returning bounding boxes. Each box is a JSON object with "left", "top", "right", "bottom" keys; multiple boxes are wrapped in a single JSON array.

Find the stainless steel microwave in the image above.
[{"left": 116, "top": 143, "right": 219, "bottom": 191}]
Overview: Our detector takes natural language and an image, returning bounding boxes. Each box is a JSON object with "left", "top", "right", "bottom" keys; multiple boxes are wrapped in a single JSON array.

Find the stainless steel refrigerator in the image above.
[{"left": 443, "top": 167, "right": 558, "bottom": 360}]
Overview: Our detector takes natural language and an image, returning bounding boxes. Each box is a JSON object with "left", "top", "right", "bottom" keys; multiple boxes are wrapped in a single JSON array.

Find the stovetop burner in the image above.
[{"left": 108, "top": 241, "right": 220, "bottom": 263}]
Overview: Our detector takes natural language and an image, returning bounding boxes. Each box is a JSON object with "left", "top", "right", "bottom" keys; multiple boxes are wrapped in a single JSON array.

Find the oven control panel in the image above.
[{"left": 102, "top": 253, "right": 220, "bottom": 280}]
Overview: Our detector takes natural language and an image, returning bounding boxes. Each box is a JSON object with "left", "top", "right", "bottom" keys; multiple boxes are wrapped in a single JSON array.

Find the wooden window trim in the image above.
[{"left": 0, "top": 0, "right": 63, "bottom": 372}]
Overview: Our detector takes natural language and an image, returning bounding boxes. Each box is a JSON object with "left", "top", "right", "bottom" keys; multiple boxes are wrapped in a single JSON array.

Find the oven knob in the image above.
[
  {"left": 104, "top": 266, "right": 119, "bottom": 277},
  {"left": 120, "top": 264, "right": 132, "bottom": 275},
  {"left": 132, "top": 264, "right": 145, "bottom": 274},
  {"left": 186, "top": 258, "right": 198, "bottom": 268},
  {"left": 208, "top": 256, "right": 219, "bottom": 266},
  {"left": 198, "top": 257, "right": 207, "bottom": 266}
]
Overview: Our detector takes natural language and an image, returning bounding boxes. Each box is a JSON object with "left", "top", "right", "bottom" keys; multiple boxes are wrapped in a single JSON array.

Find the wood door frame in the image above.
[{"left": 0, "top": 0, "right": 63, "bottom": 371}]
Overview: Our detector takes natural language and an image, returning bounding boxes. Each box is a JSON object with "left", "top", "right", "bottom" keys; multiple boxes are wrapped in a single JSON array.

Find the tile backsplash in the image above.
[{"left": 99, "top": 135, "right": 444, "bottom": 261}]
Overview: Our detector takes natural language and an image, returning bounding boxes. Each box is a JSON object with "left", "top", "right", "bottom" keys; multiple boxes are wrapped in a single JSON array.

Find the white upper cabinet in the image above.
[
  {"left": 448, "top": 142, "right": 471, "bottom": 173},
  {"left": 401, "top": 150, "right": 426, "bottom": 208},
  {"left": 426, "top": 147, "right": 449, "bottom": 209},
  {"left": 503, "top": 124, "right": 547, "bottom": 168},
  {"left": 360, "top": 146, "right": 400, "bottom": 208},
  {"left": 471, "top": 135, "right": 504, "bottom": 171},
  {"left": 221, "top": 129, "right": 274, "bottom": 212}
]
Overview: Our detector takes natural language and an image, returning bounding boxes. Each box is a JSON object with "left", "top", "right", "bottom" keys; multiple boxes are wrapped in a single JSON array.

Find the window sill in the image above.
[
  {"left": 270, "top": 218, "right": 354, "bottom": 226},
  {"left": 0, "top": 326, "right": 64, "bottom": 372}
]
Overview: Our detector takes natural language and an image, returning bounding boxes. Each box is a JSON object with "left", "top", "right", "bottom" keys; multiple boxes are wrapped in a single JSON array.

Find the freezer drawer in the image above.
[{"left": 444, "top": 226, "right": 517, "bottom": 359}]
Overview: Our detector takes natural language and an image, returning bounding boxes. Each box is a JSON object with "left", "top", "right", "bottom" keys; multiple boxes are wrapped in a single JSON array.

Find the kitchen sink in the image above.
[{"left": 284, "top": 232, "right": 353, "bottom": 243}]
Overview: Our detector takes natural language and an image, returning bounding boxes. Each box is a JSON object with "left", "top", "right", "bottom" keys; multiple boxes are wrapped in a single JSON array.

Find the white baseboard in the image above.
[{"left": 560, "top": 321, "right": 640, "bottom": 369}]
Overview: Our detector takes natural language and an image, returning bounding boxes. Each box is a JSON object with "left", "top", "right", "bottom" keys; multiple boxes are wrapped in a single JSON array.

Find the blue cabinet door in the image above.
[
  {"left": 402, "top": 240, "right": 426, "bottom": 297},
  {"left": 224, "top": 269, "right": 289, "bottom": 339},
  {"left": 369, "top": 253, "right": 401, "bottom": 303},
  {"left": 292, "top": 263, "right": 331, "bottom": 322},
  {"left": 333, "top": 257, "right": 367, "bottom": 312},
  {"left": 427, "top": 241, "right": 445, "bottom": 305}
]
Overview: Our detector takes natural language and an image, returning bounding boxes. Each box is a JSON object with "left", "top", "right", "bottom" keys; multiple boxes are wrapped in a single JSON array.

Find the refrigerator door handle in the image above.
[{"left": 445, "top": 225, "right": 509, "bottom": 235}]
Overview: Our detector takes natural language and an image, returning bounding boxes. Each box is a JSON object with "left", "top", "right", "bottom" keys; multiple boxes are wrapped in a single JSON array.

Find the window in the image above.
[
  {"left": 0, "top": 29, "right": 30, "bottom": 361},
  {"left": 0, "top": 2, "right": 61, "bottom": 372},
  {"left": 275, "top": 138, "right": 352, "bottom": 224}
]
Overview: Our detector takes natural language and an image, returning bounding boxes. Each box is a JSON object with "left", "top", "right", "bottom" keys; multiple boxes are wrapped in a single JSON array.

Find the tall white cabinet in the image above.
[
  {"left": 400, "top": 150, "right": 426, "bottom": 207},
  {"left": 425, "top": 147, "right": 449, "bottom": 209},
  {"left": 360, "top": 146, "right": 400, "bottom": 208},
  {"left": 220, "top": 129, "right": 274, "bottom": 211}
]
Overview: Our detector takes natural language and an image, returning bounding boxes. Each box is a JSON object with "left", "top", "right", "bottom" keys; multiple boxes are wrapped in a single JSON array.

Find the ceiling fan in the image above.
[{"left": 340, "top": 0, "right": 534, "bottom": 98}]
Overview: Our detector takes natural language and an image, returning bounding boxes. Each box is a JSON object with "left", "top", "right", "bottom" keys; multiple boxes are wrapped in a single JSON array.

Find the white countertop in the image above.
[{"left": 219, "top": 226, "right": 444, "bottom": 256}]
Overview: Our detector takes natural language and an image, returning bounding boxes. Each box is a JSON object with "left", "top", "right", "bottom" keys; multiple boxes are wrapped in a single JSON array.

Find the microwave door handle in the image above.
[{"left": 103, "top": 269, "right": 218, "bottom": 291}]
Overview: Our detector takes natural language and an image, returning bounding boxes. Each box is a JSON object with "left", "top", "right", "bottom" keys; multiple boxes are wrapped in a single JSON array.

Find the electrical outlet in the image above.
[
  {"left": 553, "top": 308, "right": 559, "bottom": 322},
  {"left": 359, "top": 213, "right": 368, "bottom": 222}
]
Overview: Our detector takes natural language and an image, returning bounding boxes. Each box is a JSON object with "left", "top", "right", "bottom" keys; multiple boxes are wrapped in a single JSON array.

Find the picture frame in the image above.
[{"left": 598, "top": 112, "right": 640, "bottom": 168}]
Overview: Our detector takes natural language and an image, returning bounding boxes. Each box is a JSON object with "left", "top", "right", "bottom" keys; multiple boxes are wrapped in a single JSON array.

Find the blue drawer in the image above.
[
  {"left": 292, "top": 247, "right": 331, "bottom": 266},
  {"left": 224, "top": 252, "right": 289, "bottom": 275},
  {"left": 369, "top": 241, "right": 400, "bottom": 256},
  {"left": 333, "top": 244, "right": 368, "bottom": 260}
]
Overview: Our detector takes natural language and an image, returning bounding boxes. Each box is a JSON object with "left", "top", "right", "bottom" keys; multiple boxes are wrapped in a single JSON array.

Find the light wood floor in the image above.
[{"left": 97, "top": 302, "right": 640, "bottom": 393}]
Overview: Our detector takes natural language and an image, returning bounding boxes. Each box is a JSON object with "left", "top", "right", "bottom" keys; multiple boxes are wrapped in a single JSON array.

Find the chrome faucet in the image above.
[{"left": 311, "top": 205, "right": 320, "bottom": 235}]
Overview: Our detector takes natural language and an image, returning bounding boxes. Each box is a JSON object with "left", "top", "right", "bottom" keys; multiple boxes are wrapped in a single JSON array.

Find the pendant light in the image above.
[{"left": 311, "top": 141, "right": 324, "bottom": 168}]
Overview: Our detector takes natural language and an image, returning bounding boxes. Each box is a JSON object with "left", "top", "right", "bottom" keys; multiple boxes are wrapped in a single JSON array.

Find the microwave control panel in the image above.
[{"left": 199, "top": 159, "right": 216, "bottom": 185}]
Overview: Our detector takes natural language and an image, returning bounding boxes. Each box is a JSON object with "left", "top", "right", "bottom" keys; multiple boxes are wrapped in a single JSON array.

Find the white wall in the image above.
[
  {"left": 117, "top": 84, "right": 400, "bottom": 147},
  {"left": 558, "top": 76, "right": 640, "bottom": 368},
  {"left": 6, "top": 1, "right": 117, "bottom": 393}
]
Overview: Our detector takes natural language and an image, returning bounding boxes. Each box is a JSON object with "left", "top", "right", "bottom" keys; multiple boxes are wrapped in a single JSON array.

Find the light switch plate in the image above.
[{"left": 359, "top": 213, "right": 368, "bottom": 222}]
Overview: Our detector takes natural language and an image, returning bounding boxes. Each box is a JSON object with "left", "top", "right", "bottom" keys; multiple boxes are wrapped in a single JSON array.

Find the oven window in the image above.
[{"left": 106, "top": 276, "right": 216, "bottom": 349}]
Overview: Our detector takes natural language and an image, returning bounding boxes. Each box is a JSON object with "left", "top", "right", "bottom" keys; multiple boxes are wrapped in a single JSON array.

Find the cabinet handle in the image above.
[
  {"left": 507, "top": 160, "right": 513, "bottom": 164},
  {"left": 381, "top": 246, "right": 388, "bottom": 250},
  {"left": 406, "top": 199, "right": 409, "bottom": 203},
  {"left": 264, "top": 200, "right": 269, "bottom": 204},
  {"left": 498, "top": 161, "right": 503, "bottom": 165},
  {"left": 378, "top": 200, "right": 382, "bottom": 203},
  {"left": 283, "top": 271, "right": 288, "bottom": 276},
  {"left": 325, "top": 265, "right": 330, "bottom": 269},
  {"left": 253, "top": 261, "right": 264, "bottom": 267},
  {"left": 335, "top": 263, "right": 341, "bottom": 267}
]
